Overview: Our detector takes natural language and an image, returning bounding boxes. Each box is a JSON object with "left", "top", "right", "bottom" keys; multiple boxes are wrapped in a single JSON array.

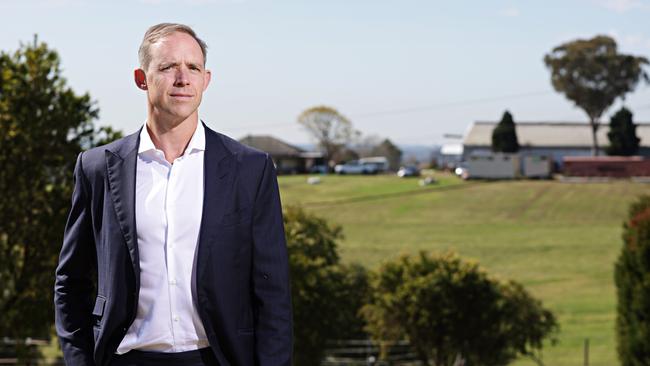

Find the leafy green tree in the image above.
[
  {"left": 0, "top": 38, "right": 121, "bottom": 359},
  {"left": 283, "top": 206, "right": 369, "bottom": 366},
  {"left": 371, "top": 138, "right": 402, "bottom": 171},
  {"left": 607, "top": 107, "right": 640, "bottom": 156},
  {"left": 491, "top": 110, "right": 520, "bottom": 153},
  {"left": 297, "top": 106, "right": 360, "bottom": 166},
  {"left": 361, "top": 252, "right": 558, "bottom": 366},
  {"left": 544, "top": 35, "right": 649, "bottom": 155},
  {"left": 615, "top": 195, "right": 650, "bottom": 366}
]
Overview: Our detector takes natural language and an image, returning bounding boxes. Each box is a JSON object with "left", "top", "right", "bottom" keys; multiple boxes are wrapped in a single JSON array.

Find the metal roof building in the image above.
[{"left": 462, "top": 121, "right": 650, "bottom": 168}]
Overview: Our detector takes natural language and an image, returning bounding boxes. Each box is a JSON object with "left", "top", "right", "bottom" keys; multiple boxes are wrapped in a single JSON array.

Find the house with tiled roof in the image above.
[{"left": 238, "top": 135, "right": 324, "bottom": 174}]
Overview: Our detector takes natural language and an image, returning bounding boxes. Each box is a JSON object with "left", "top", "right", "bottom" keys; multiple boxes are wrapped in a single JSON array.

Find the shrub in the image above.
[{"left": 361, "top": 251, "right": 558, "bottom": 366}]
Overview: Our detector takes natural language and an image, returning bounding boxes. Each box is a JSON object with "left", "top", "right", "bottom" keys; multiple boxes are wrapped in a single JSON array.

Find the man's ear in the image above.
[
  {"left": 134, "top": 68, "right": 148, "bottom": 90},
  {"left": 203, "top": 69, "right": 212, "bottom": 91}
]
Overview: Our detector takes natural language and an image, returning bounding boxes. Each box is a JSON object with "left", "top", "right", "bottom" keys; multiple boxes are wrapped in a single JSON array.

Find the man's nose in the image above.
[{"left": 173, "top": 68, "right": 190, "bottom": 87}]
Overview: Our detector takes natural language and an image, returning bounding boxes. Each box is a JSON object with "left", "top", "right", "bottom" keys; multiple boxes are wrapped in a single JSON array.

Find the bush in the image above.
[
  {"left": 615, "top": 195, "right": 650, "bottom": 366},
  {"left": 361, "top": 251, "right": 558, "bottom": 366},
  {"left": 283, "top": 206, "right": 369, "bottom": 365}
]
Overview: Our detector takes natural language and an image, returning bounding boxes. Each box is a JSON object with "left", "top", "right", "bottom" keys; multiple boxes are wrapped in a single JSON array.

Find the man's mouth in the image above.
[{"left": 170, "top": 94, "right": 193, "bottom": 98}]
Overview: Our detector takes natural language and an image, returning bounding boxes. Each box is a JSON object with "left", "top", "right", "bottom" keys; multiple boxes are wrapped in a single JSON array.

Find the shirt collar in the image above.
[{"left": 138, "top": 120, "right": 206, "bottom": 156}]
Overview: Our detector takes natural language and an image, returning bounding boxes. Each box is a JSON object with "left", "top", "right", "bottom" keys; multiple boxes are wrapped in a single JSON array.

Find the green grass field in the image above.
[{"left": 278, "top": 172, "right": 650, "bottom": 366}]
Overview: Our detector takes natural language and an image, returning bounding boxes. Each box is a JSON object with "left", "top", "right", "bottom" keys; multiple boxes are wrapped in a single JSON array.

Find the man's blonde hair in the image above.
[{"left": 138, "top": 23, "right": 208, "bottom": 71}]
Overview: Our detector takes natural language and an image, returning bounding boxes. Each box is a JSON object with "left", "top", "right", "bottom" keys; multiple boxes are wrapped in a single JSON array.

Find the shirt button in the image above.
[
  {"left": 173, "top": 316, "right": 179, "bottom": 322},
  {"left": 170, "top": 279, "right": 177, "bottom": 285}
]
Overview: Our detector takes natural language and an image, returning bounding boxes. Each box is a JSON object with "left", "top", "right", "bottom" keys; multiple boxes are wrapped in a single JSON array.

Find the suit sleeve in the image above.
[
  {"left": 54, "top": 152, "right": 97, "bottom": 366},
  {"left": 251, "top": 154, "right": 293, "bottom": 366}
]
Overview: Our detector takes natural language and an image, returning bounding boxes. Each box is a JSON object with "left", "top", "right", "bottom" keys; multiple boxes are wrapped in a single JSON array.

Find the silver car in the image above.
[{"left": 334, "top": 160, "right": 378, "bottom": 175}]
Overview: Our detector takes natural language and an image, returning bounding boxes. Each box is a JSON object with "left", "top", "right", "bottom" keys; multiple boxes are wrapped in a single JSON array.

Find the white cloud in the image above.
[{"left": 498, "top": 7, "right": 520, "bottom": 17}]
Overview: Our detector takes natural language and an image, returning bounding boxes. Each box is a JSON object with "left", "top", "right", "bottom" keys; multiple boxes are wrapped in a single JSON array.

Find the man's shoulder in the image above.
[
  {"left": 79, "top": 129, "right": 140, "bottom": 175},
  {"left": 206, "top": 127, "right": 270, "bottom": 164}
]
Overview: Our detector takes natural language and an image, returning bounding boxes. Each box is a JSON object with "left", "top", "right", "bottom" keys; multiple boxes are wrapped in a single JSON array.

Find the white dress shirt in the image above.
[{"left": 117, "top": 121, "right": 209, "bottom": 353}]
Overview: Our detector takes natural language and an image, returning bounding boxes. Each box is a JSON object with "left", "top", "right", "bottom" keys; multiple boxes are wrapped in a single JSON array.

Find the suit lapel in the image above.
[
  {"left": 197, "top": 122, "right": 235, "bottom": 282},
  {"left": 105, "top": 129, "right": 141, "bottom": 289}
]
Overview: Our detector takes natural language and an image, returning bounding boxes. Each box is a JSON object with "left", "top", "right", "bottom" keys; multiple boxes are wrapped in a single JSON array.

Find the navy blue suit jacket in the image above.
[{"left": 54, "top": 123, "right": 293, "bottom": 366}]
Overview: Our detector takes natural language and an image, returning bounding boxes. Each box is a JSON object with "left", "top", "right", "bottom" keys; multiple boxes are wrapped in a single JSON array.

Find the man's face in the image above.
[{"left": 140, "top": 32, "right": 211, "bottom": 122}]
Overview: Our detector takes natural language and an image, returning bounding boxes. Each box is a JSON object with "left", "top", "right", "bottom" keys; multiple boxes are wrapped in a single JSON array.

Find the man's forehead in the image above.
[
  {"left": 154, "top": 55, "right": 204, "bottom": 64},
  {"left": 150, "top": 32, "right": 204, "bottom": 60}
]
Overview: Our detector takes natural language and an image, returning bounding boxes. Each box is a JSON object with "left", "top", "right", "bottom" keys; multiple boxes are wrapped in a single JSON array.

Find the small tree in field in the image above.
[
  {"left": 361, "top": 252, "right": 558, "bottom": 366},
  {"left": 297, "top": 106, "right": 360, "bottom": 166},
  {"left": 544, "top": 35, "right": 649, "bottom": 155},
  {"left": 615, "top": 195, "right": 650, "bottom": 366}
]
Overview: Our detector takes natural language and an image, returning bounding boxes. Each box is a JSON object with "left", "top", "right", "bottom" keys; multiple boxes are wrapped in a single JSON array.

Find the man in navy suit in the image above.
[{"left": 54, "top": 23, "right": 292, "bottom": 366}]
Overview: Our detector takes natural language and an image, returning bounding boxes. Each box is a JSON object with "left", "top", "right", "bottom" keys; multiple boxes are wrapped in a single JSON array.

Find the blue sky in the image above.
[{"left": 2, "top": 0, "right": 650, "bottom": 146}]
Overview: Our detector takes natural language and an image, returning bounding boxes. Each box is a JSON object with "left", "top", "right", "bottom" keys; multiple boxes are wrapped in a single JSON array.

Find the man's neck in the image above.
[{"left": 146, "top": 114, "right": 199, "bottom": 164}]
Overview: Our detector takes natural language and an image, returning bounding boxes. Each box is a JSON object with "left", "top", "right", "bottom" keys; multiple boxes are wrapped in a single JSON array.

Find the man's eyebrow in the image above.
[
  {"left": 157, "top": 61, "right": 203, "bottom": 69},
  {"left": 158, "top": 61, "right": 179, "bottom": 68}
]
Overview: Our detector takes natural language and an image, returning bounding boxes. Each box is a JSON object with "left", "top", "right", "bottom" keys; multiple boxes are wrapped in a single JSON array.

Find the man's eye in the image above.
[{"left": 160, "top": 66, "right": 171, "bottom": 71}]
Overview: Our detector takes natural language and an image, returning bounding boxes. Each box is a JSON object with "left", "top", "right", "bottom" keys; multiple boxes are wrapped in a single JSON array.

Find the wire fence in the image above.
[{"left": 322, "top": 339, "right": 423, "bottom": 366}]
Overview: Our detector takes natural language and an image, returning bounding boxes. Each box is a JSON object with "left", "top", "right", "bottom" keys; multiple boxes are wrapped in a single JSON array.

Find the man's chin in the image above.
[
  {"left": 152, "top": 108, "right": 199, "bottom": 125},
  {"left": 170, "top": 103, "right": 199, "bottom": 115}
]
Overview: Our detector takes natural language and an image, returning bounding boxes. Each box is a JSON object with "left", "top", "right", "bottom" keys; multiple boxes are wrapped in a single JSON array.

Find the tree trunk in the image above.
[{"left": 589, "top": 117, "right": 599, "bottom": 156}]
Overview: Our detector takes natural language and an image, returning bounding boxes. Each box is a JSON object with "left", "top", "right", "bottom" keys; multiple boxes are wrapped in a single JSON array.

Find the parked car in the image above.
[
  {"left": 397, "top": 165, "right": 420, "bottom": 177},
  {"left": 334, "top": 160, "right": 378, "bottom": 175},
  {"left": 359, "top": 156, "right": 389, "bottom": 173}
]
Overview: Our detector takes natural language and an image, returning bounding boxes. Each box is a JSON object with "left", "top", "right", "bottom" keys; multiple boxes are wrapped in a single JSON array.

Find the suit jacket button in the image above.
[{"left": 263, "top": 274, "right": 269, "bottom": 280}]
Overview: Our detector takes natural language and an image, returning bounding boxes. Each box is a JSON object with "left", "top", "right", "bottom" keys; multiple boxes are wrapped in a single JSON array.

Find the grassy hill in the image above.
[{"left": 278, "top": 172, "right": 650, "bottom": 366}]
